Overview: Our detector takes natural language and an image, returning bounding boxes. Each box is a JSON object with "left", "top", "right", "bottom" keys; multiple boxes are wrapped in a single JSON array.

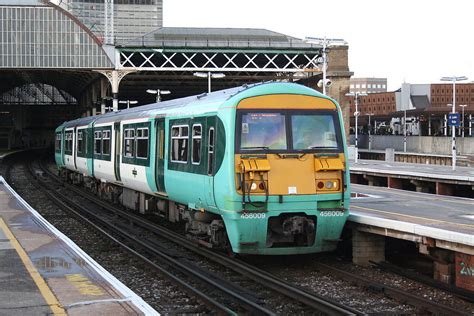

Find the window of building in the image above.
[
  {"left": 191, "top": 124, "right": 202, "bottom": 165},
  {"left": 361, "top": 84, "right": 366, "bottom": 89},
  {"left": 382, "top": 84, "right": 386, "bottom": 89},
  {"left": 350, "top": 84, "right": 354, "bottom": 89},
  {"left": 124, "top": 129, "right": 135, "bottom": 157},
  {"left": 136, "top": 128, "right": 149, "bottom": 159},
  {"left": 171, "top": 125, "right": 189, "bottom": 163},
  {"left": 356, "top": 84, "right": 360, "bottom": 88}
]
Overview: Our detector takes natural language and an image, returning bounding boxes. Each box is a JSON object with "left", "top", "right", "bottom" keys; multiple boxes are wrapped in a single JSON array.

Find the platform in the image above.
[
  {"left": 0, "top": 176, "right": 158, "bottom": 315},
  {"left": 350, "top": 159, "right": 474, "bottom": 196},
  {"left": 349, "top": 184, "right": 474, "bottom": 290}
]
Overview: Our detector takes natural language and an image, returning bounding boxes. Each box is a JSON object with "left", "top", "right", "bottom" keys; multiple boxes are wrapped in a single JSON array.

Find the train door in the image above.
[
  {"left": 114, "top": 122, "right": 121, "bottom": 181},
  {"left": 205, "top": 117, "right": 217, "bottom": 208},
  {"left": 154, "top": 118, "right": 166, "bottom": 193},
  {"left": 73, "top": 127, "right": 77, "bottom": 170}
]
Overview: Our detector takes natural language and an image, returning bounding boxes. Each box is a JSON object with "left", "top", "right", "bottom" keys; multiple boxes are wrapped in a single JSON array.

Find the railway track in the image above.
[
  {"left": 4, "top": 152, "right": 470, "bottom": 315},
  {"left": 32, "top": 158, "right": 360, "bottom": 315}
]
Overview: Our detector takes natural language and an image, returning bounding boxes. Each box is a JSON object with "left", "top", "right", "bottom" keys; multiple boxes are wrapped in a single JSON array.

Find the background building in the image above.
[
  {"left": 348, "top": 82, "right": 474, "bottom": 136},
  {"left": 350, "top": 77, "right": 387, "bottom": 94},
  {"left": 58, "top": 0, "right": 163, "bottom": 43}
]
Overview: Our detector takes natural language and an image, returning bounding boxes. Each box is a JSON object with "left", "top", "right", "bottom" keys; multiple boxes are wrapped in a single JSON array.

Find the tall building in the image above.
[
  {"left": 350, "top": 77, "right": 387, "bottom": 94},
  {"left": 58, "top": 0, "right": 163, "bottom": 43}
]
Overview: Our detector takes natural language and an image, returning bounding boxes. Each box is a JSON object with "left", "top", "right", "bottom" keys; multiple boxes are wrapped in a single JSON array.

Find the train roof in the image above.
[{"left": 60, "top": 82, "right": 331, "bottom": 128}]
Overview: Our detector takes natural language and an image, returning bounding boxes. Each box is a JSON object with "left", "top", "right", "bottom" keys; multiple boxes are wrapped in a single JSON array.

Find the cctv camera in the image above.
[{"left": 317, "top": 79, "right": 332, "bottom": 88}]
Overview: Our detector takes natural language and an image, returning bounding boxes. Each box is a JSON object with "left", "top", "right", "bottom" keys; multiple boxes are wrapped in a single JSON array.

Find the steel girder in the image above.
[{"left": 117, "top": 48, "right": 322, "bottom": 74}]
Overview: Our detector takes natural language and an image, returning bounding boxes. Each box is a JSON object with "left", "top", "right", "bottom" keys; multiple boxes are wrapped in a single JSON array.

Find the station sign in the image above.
[{"left": 448, "top": 113, "right": 460, "bottom": 127}]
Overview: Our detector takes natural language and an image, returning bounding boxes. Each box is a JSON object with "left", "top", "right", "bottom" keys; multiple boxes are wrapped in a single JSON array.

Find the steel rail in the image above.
[
  {"left": 313, "top": 262, "right": 471, "bottom": 316},
  {"left": 40, "top": 161, "right": 360, "bottom": 316},
  {"left": 27, "top": 163, "right": 262, "bottom": 316}
]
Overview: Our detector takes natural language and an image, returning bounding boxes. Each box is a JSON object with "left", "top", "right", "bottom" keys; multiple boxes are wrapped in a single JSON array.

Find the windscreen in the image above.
[
  {"left": 238, "top": 111, "right": 341, "bottom": 152},
  {"left": 291, "top": 114, "right": 338, "bottom": 150},
  {"left": 240, "top": 113, "right": 287, "bottom": 150}
]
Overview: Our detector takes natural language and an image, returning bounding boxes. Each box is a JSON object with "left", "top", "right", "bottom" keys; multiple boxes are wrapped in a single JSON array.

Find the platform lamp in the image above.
[
  {"left": 146, "top": 89, "right": 171, "bottom": 103},
  {"left": 193, "top": 72, "right": 226, "bottom": 93},
  {"left": 440, "top": 75, "right": 467, "bottom": 171},
  {"left": 459, "top": 104, "right": 467, "bottom": 138},
  {"left": 367, "top": 113, "right": 374, "bottom": 151},
  {"left": 304, "top": 37, "right": 347, "bottom": 95},
  {"left": 346, "top": 92, "right": 367, "bottom": 163},
  {"left": 118, "top": 100, "right": 138, "bottom": 109}
]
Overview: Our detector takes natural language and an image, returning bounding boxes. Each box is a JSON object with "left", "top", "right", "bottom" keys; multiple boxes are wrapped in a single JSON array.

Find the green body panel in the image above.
[
  {"left": 154, "top": 118, "right": 166, "bottom": 192},
  {"left": 87, "top": 124, "right": 94, "bottom": 176},
  {"left": 145, "top": 118, "right": 158, "bottom": 192},
  {"left": 54, "top": 125, "right": 65, "bottom": 167}
]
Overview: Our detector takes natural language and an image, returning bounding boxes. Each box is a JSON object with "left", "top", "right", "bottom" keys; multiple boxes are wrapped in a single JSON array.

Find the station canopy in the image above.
[
  {"left": 116, "top": 27, "right": 322, "bottom": 102},
  {"left": 0, "top": 0, "right": 322, "bottom": 106}
]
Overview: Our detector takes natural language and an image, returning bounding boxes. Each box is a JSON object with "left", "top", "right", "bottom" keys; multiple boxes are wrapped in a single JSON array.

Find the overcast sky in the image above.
[{"left": 163, "top": 0, "right": 474, "bottom": 90}]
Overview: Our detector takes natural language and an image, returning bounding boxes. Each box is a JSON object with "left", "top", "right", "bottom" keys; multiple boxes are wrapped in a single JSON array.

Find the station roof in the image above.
[{"left": 118, "top": 27, "right": 320, "bottom": 50}]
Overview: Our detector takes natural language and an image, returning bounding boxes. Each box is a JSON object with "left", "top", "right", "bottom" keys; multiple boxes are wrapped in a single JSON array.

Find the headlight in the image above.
[{"left": 325, "top": 181, "right": 334, "bottom": 189}]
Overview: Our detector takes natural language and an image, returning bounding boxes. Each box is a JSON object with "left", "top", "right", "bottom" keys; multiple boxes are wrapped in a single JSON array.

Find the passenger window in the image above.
[
  {"left": 94, "top": 131, "right": 102, "bottom": 154},
  {"left": 102, "top": 130, "right": 111, "bottom": 155},
  {"left": 136, "top": 128, "right": 149, "bottom": 159},
  {"left": 55, "top": 133, "right": 61, "bottom": 152},
  {"left": 207, "top": 127, "right": 215, "bottom": 175},
  {"left": 123, "top": 128, "right": 135, "bottom": 157},
  {"left": 191, "top": 124, "right": 202, "bottom": 165},
  {"left": 65, "top": 131, "right": 73, "bottom": 153},
  {"left": 171, "top": 125, "right": 189, "bottom": 163},
  {"left": 77, "top": 130, "right": 84, "bottom": 154}
]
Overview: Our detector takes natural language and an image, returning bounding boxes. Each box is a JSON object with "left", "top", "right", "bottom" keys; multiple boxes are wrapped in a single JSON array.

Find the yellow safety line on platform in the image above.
[
  {"left": 352, "top": 184, "right": 474, "bottom": 206},
  {"left": 351, "top": 205, "right": 474, "bottom": 229},
  {"left": 0, "top": 218, "right": 67, "bottom": 315}
]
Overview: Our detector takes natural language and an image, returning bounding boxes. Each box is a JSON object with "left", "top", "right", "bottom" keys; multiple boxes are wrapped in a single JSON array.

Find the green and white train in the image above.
[{"left": 55, "top": 82, "right": 350, "bottom": 255}]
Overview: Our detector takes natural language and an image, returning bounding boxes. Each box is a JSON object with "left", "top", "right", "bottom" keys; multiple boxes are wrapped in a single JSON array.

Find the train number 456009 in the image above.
[
  {"left": 319, "top": 211, "right": 345, "bottom": 217},
  {"left": 240, "top": 213, "right": 266, "bottom": 219}
]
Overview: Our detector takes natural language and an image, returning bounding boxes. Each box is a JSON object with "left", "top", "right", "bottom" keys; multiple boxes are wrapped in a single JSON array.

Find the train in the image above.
[{"left": 55, "top": 82, "right": 350, "bottom": 255}]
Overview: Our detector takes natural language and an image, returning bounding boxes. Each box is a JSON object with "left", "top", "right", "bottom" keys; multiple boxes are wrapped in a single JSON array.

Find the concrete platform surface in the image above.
[
  {"left": 349, "top": 184, "right": 474, "bottom": 253},
  {"left": 0, "top": 176, "right": 158, "bottom": 316},
  {"left": 350, "top": 159, "right": 474, "bottom": 182}
]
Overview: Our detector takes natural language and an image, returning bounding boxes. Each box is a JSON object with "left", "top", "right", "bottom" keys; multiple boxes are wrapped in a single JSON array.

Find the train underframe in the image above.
[
  {"left": 60, "top": 168, "right": 230, "bottom": 250},
  {"left": 60, "top": 169, "right": 332, "bottom": 254}
]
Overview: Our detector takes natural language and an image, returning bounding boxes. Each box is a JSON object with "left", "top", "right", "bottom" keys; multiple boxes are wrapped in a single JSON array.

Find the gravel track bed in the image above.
[{"left": 246, "top": 254, "right": 474, "bottom": 314}]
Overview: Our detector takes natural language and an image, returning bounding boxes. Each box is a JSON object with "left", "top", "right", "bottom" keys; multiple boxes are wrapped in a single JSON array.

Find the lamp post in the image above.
[
  {"left": 403, "top": 109, "right": 407, "bottom": 152},
  {"left": 193, "top": 72, "right": 226, "bottom": 93},
  {"left": 146, "top": 89, "right": 171, "bottom": 103},
  {"left": 346, "top": 92, "right": 367, "bottom": 163},
  {"left": 304, "top": 37, "right": 347, "bottom": 95},
  {"left": 440, "top": 76, "right": 468, "bottom": 170},
  {"left": 118, "top": 100, "right": 138, "bottom": 109},
  {"left": 459, "top": 104, "right": 467, "bottom": 138},
  {"left": 367, "top": 113, "right": 374, "bottom": 151}
]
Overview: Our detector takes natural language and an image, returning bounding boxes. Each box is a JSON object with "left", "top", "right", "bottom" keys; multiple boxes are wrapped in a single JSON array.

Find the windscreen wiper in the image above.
[
  {"left": 308, "top": 146, "right": 338, "bottom": 149},
  {"left": 241, "top": 146, "right": 270, "bottom": 150}
]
